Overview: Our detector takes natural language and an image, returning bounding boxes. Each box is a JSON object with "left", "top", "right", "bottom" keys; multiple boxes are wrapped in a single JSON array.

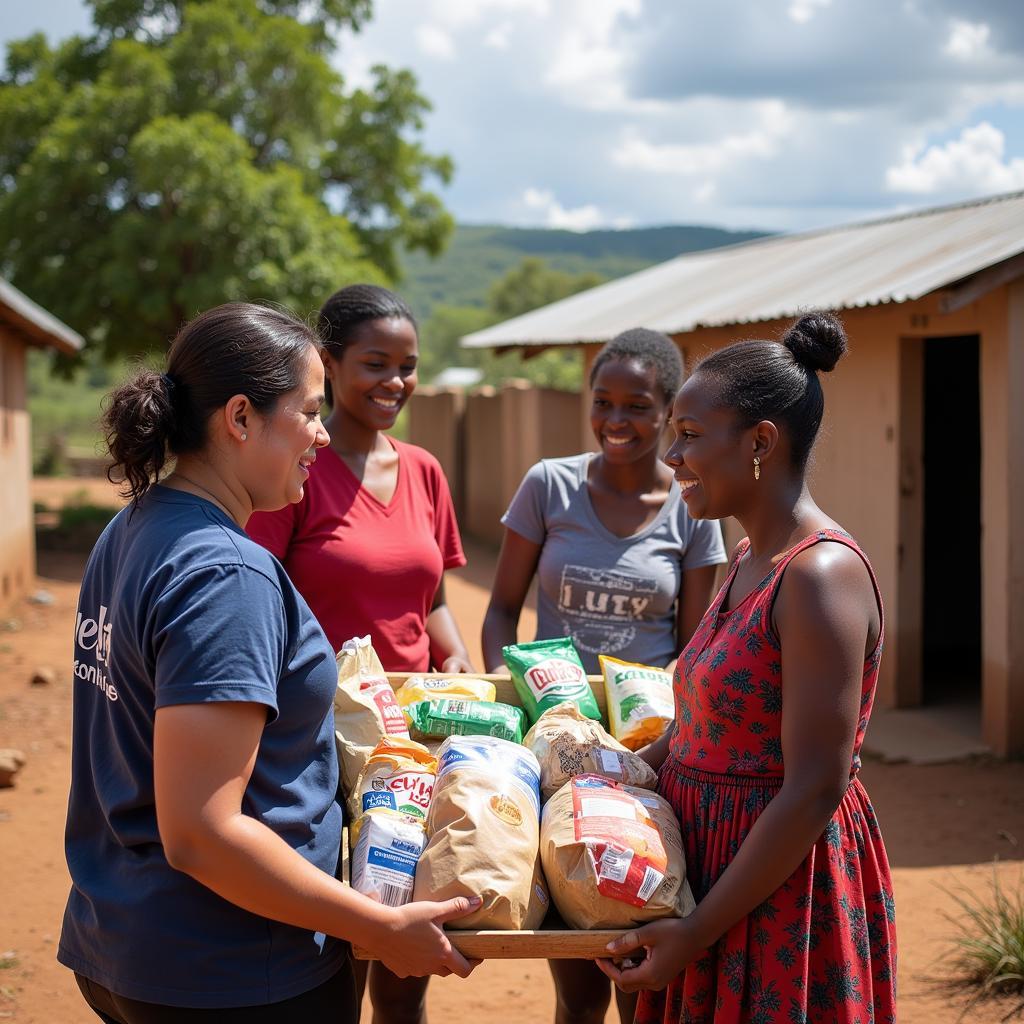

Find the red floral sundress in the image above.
[{"left": 636, "top": 530, "right": 897, "bottom": 1024}]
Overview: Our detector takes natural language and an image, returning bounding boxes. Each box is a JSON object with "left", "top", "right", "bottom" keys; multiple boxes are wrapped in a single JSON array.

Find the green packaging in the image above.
[
  {"left": 502, "top": 637, "right": 601, "bottom": 724},
  {"left": 406, "top": 698, "right": 525, "bottom": 744}
]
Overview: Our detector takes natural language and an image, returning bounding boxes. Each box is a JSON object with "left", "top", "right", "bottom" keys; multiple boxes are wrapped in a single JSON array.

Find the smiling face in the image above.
[
  {"left": 248, "top": 345, "right": 329, "bottom": 510},
  {"left": 662, "top": 372, "right": 758, "bottom": 520},
  {"left": 324, "top": 316, "right": 419, "bottom": 431},
  {"left": 589, "top": 357, "right": 669, "bottom": 464}
]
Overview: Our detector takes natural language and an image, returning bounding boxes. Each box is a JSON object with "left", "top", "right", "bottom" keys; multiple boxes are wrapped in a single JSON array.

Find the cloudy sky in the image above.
[{"left": 7, "top": 0, "right": 1024, "bottom": 233}]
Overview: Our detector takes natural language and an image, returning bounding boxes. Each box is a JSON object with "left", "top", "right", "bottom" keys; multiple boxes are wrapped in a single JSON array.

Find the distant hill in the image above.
[{"left": 399, "top": 223, "right": 770, "bottom": 316}]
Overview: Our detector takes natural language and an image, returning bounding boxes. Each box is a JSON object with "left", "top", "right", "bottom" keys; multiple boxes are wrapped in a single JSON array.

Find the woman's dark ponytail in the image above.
[{"left": 103, "top": 369, "right": 177, "bottom": 505}]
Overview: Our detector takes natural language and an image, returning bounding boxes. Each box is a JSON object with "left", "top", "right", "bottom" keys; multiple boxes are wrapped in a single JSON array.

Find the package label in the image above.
[
  {"left": 571, "top": 776, "right": 667, "bottom": 908},
  {"left": 361, "top": 767, "right": 435, "bottom": 820},
  {"left": 351, "top": 812, "right": 426, "bottom": 908}
]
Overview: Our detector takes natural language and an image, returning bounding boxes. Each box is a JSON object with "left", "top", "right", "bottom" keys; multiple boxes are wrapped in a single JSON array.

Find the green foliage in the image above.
[
  {"left": 417, "top": 258, "right": 595, "bottom": 392},
  {"left": 399, "top": 223, "right": 768, "bottom": 318},
  {"left": 487, "top": 257, "right": 604, "bottom": 320},
  {"left": 28, "top": 347, "right": 130, "bottom": 466},
  {"left": 36, "top": 496, "right": 119, "bottom": 552},
  {"left": 942, "top": 870, "right": 1024, "bottom": 1018},
  {"left": 0, "top": 0, "right": 450, "bottom": 356}
]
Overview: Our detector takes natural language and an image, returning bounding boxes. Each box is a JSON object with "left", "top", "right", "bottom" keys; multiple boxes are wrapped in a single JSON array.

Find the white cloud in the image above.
[
  {"left": 613, "top": 101, "right": 795, "bottom": 176},
  {"left": 522, "top": 187, "right": 607, "bottom": 230},
  {"left": 886, "top": 121, "right": 1024, "bottom": 194},
  {"left": 424, "top": 0, "right": 550, "bottom": 30},
  {"left": 788, "top": 0, "right": 832, "bottom": 24},
  {"left": 542, "top": 0, "right": 643, "bottom": 110},
  {"left": 415, "top": 25, "right": 456, "bottom": 60},
  {"left": 484, "top": 21, "right": 513, "bottom": 48},
  {"left": 944, "top": 19, "right": 991, "bottom": 61}
]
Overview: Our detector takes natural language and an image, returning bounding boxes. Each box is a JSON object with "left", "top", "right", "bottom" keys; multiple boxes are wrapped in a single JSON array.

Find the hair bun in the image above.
[{"left": 782, "top": 311, "right": 847, "bottom": 373}]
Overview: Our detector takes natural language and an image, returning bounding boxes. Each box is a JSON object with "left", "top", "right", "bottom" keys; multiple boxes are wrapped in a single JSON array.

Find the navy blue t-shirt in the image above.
[{"left": 58, "top": 486, "right": 346, "bottom": 1008}]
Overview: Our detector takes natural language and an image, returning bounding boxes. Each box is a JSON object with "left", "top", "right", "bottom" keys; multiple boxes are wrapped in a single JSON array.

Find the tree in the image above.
[
  {"left": 418, "top": 258, "right": 604, "bottom": 392},
  {"left": 487, "top": 257, "right": 604, "bottom": 320},
  {"left": 0, "top": 0, "right": 453, "bottom": 356}
]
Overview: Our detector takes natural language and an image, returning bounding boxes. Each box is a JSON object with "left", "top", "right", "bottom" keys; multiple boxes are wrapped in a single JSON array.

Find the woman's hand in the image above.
[
  {"left": 595, "top": 917, "right": 707, "bottom": 993},
  {"left": 440, "top": 654, "right": 475, "bottom": 674},
  {"left": 372, "top": 896, "right": 483, "bottom": 979}
]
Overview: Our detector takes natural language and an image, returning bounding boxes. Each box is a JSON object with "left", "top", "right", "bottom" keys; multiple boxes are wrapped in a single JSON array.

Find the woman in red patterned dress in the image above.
[{"left": 599, "top": 313, "right": 897, "bottom": 1024}]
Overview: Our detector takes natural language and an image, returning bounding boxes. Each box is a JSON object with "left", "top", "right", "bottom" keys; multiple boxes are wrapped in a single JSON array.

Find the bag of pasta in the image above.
[
  {"left": 413, "top": 736, "right": 549, "bottom": 930},
  {"left": 523, "top": 702, "right": 657, "bottom": 802},
  {"left": 600, "top": 655, "right": 675, "bottom": 751},
  {"left": 540, "top": 774, "right": 694, "bottom": 929},
  {"left": 335, "top": 635, "right": 409, "bottom": 795}
]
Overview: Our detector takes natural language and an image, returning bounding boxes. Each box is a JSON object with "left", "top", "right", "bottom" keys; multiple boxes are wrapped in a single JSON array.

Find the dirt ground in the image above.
[{"left": 2, "top": 480, "right": 1023, "bottom": 1023}]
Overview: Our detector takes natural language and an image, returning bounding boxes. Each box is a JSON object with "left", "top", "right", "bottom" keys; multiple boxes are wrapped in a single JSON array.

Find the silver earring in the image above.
[
  {"left": 753, "top": 456, "right": 761, "bottom": 481},
  {"left": 240, "top": 433, "right": 247, "bottom": 442}
]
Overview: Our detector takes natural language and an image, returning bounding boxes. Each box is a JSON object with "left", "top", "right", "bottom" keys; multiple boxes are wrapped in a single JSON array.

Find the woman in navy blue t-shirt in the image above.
[{"left": 59, "top": 303, "right": 480, "bottom": 1023}]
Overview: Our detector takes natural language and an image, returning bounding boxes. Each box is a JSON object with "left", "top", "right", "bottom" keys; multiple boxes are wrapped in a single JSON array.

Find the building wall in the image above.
[
  {"left": 0, "top": 328, "right": 34, "bottom": 612},
  {"left": 407, "top": 387, "right": 465, "bottom": 517},
  {"left": 410, "top": 382, "right": 586, "bottom": 547}
]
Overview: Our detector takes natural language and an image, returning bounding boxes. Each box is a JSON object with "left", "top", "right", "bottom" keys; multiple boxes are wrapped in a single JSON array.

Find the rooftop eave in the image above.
[{"left": 0, "top": 279, "right": 83, "bottom": 355}]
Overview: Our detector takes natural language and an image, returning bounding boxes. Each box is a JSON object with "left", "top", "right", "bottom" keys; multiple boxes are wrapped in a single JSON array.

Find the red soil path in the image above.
[{"left": 1, "top": 481, "right": 1022, "bottom": 1022}]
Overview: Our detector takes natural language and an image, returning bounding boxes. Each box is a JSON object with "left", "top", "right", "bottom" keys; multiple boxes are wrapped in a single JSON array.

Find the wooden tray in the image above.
[{"left": 346, "top": 672, "right": 628, "bottom": 959}]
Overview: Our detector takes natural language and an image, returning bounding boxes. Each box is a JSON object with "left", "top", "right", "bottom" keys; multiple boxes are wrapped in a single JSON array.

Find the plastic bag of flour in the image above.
[
  {"left": 600, "top": 655, "right": 675, "bottom": 751},
  {"left": 335, "top": 636, "right": 409, "bottom": 796},
  {"left": 348, "top": 735, "right": 437, "bottom": 823},
  {"left": 395, "top": 676, "right": 497, "bottom": 723},
  {"left": 350, "top": 809, "right": 426, "bottom": 908},
  {"left": 523, "top": 702, "right": 657, "bottom": 802},
  {"left": 406, "top": 698, "right": 526, "bottom": 744},
  {"left": 413, "top": 736, "right": 549, "bottom": 930},
  {"left": 502, "top": 637, "right": 601, "bottom": 724},
  {"left": 540, "top": 774, "right": 694, "bottom": 929}
]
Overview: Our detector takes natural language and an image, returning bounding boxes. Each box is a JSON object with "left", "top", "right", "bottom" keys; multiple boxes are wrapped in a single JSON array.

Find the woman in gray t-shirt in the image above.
[{"left": 482, "top": 328, "right": 726, "bottom": 1024}]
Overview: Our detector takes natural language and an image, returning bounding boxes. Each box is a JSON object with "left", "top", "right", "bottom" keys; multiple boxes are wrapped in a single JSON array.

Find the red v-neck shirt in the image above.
[{"left": 247, "top": 438, "right": 466, "bottom": 670}]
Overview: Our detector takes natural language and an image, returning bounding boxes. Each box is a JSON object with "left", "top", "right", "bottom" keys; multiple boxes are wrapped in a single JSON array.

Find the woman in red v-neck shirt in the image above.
[
  {"left": 247, "top": 284, "right": 474, "bottom": 673},
  {"left": 248, "top": 286, "right": 475, "bottom": 1024}
]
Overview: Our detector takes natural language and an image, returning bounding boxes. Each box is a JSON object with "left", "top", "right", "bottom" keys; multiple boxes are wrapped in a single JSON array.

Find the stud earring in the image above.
[
  {"left": 240, "top": 433, "right": 247, "bottom": 442},
  {"left": 753, "top": 456, "right": 761, "bottom": 481}
]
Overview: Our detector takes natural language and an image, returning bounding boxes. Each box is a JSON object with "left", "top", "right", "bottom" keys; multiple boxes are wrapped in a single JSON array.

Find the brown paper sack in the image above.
[
  {"left": 523, "top": 702, "right": 658, "bottom": 802},
  {"left": 540, "top": 775, "right": 695, "bottom": 929},
  {"left": 413, "top": 736, "right": 549, "bottom": 930},
  {"left": 335, "top": 635, "right": 409, "bottom": 796}
]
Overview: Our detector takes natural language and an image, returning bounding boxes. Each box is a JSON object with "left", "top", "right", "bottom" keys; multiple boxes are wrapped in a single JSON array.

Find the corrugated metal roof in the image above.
[
  {"left": 462, "top": 190, "right": 1024, "bottom": 349},
  {"left": 0, "top": 278, "right": 83, "bottom": 355}
]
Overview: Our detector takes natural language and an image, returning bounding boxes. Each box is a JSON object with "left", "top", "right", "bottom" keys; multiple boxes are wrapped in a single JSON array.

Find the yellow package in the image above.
[
  {"left": 394, "top": 676, "right": 497, "bottom": 724},
  {"left": 599, "top": 655, "right": 675, "bottom": 751},
  {"left": 348, "top": 735, "right": 438, "bottom": 823}
]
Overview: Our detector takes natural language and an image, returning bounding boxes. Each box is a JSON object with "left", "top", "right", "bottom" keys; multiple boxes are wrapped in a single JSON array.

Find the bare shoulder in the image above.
[
  {"left": 781, "top": 540, "right": 874, "bottom": 602},
  {"left": 775, "top": 539, "right": 880, "bottom": 646}
]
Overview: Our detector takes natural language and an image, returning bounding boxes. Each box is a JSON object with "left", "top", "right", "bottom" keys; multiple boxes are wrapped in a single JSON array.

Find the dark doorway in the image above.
[{"left": 922, "top": 335, "right": 981, "bottom": 705}]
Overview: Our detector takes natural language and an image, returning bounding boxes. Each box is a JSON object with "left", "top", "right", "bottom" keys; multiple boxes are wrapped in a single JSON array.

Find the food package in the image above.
[
  {"left": 600, "top": 655, "right": 676, "bottom": 751},
  {"left": 523, "top": 702, "right": 657, "bottom": 802},
  {"left": 350, "top": 809, "right": 426, "bottom": 908},
  {"left": 502, "top": 637, "right": 601, "bottom": 724},
  {"left": 540, "top": 774, "right": 694, "bottom": 929},
  {"left": 335, "top": 635, "right": 409, "bottom": 796},
  {"left": 395, "top": 676, "right": 497, "bottom": 723},
  {"left": 348, "top": 735, "right": 438, "bottom": 823},
  {"left": 407, "top": 698, "right": 526, "bottom": 744},
  {"left": 413, "top": 736, "right": 549, "bottom": 930}
]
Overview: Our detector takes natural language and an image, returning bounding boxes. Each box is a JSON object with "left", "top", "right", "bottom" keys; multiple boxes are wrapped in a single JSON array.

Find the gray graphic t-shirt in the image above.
[{"left": 502, "top": 454, "right": 727, "bottom": 673}]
